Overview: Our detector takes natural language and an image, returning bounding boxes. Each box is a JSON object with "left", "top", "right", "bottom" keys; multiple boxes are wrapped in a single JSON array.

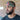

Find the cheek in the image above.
[
  {"left": 8, "top": 8, "right": 12, "bottom": 11},
  {"left": 8, "top": 8, "right": 11, "bottom": 11}
]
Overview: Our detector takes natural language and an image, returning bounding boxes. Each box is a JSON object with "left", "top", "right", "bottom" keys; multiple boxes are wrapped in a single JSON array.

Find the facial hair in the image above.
[{"left": 6, "top": 9, "right": 14, "bottom": 15}]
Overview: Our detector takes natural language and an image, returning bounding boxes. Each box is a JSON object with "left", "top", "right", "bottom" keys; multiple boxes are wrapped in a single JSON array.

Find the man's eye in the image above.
[{"left": 8, "top": 6, "right": 11, "bottom": 8}]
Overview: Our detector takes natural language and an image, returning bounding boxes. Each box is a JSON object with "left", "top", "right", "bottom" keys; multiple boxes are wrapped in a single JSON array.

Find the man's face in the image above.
[
  {"left": 6, "top": 5, "right": 12, "bottom": 13},
  {"left": 6, "top": 4, "right": 14, "bottom": 15}
]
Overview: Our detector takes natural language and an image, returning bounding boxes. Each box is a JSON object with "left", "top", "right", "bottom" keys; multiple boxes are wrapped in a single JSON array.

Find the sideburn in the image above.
[{"left": 12, "top": 7, "right": 14, "bottom": 12}]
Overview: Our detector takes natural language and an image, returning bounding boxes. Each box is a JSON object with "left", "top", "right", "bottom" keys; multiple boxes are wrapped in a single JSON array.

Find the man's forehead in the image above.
[{"left": 6, "top": 1, "right": 15, "bottom": 7}]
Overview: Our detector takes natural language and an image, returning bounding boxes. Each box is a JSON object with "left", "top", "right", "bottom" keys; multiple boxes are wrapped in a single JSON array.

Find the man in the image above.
[{"left": 2, "top": 1, "right": 20, "bottom": 20}]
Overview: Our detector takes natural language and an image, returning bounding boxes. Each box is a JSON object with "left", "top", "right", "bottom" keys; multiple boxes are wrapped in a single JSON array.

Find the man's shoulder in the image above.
[
  {"left": 16, "top": 14, "right": 20, "bottom": 17},
  {"left": 2, "top": 15, "right": 7, "bottom": 20},
  {"left": 14, "top": 14, "right": 20, "bottom": 20},
  {"left": 16, "top": 14, "right": 20, "bottom": 19}
]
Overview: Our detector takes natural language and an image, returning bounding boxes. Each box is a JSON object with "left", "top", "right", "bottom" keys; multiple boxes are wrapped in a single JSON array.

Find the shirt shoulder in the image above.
[
  {"left": 16, "top": 14, "right": 20, "bottom": 20},
  {"left": 2, "top": 15, "right": 7, "bottom": 20},
  {"left": 16, "top": 14, "right": 20, "bottom": 17}
]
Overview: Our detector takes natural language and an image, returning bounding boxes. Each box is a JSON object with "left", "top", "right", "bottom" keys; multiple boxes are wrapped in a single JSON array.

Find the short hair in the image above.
[
  {"left": 6, "top": 1, "right": 15, "bottom": 7},
  {"left": 9, "top": 1, "right": 15, "bottom": 7}
]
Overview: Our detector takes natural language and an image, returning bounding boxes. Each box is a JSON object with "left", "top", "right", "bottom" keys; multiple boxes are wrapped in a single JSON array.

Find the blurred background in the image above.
[{"left": 0, "top": 0, "right": 20, "bottom": 20}]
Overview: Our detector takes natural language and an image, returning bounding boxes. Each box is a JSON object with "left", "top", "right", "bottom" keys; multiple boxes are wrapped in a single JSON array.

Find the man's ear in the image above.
[{"left": 14, "top": 7, "right": 16, "bottom": 12}]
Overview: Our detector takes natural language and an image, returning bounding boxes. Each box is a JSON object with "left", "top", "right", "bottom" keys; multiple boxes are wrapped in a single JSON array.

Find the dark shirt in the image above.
[{"left": 2, "top": 14, "right": 20, "bottom": 20}]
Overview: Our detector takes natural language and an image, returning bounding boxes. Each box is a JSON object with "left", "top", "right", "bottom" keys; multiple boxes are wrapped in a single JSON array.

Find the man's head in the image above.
[{"left": 6, "top": 1, "right": 15, "bottom": 15}]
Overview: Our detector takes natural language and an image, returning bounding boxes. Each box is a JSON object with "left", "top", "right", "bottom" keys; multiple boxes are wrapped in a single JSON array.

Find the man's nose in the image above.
[{"left": 7, "top": 7, "right": 8, "bottom": 10}]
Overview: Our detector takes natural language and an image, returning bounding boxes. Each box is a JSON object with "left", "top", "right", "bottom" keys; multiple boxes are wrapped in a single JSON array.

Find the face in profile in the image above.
[{"left": 6, "top": 5, "right": 14, "bottom": 15}]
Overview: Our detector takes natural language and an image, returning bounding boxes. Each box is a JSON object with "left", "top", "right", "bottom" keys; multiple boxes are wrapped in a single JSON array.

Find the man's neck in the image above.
[{"left": 8, "top": 13, "right": 16, "bottom": 18}]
